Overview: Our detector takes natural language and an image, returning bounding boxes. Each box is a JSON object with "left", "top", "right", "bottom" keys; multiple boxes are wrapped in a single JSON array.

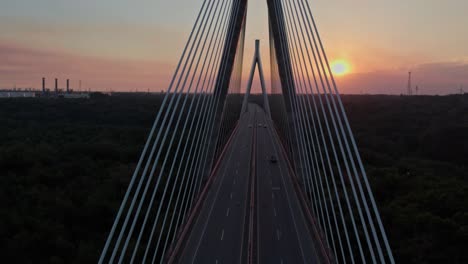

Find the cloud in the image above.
[
  {"left": 0, "top": 17, "right": 187, "bottom": 62},
  {"left": 1, "top": 40, "right": 466, "bottom": 95},
  {"left": 0, "top": 41, "right": 173, "bottom": 91},
  {"left": 415, "top": 60, "right": 468, "bottom": 81},
  {"left": 337, "top": 60, "right": 468, "bottom": 95}
]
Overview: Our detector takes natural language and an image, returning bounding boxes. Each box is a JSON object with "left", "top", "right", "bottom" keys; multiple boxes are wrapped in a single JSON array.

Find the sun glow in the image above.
[{"left": 330, "top": 59, "right": 351, "bottom": 76}]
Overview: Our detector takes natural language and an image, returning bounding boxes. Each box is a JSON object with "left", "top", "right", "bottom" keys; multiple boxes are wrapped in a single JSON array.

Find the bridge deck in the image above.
[{"left": 177, "top": 104, "right": 321, "bottom": 263}]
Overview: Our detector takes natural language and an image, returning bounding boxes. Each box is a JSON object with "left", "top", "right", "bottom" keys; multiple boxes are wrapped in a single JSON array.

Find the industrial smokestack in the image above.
[
  {"left": 66, "top": 79, "right": 70, "bottom": 93},
  {"left": 55, "top": 78, "right": 58, "bottom": 94},
  {"left": 407, "top": 72, "right": 412, "bottom": 96},
  {"left": 42, "top": 78, "right": 46, "bottom": 94}
]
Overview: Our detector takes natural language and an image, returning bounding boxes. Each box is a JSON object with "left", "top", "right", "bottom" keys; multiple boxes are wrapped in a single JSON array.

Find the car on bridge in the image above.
[{"left": 269, "top": 155, "right": 278, "bottom": 163}]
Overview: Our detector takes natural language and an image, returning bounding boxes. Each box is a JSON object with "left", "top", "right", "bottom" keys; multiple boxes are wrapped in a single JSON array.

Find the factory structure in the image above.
[
  {"left": 0, "top": 78, "right": 90, "bottom": 99},
  {"left": 39, "top": 78, "right": 90, "bottom": 98},
  {"left": 0, "top": 90, "right": 37, "bottom": 98}
]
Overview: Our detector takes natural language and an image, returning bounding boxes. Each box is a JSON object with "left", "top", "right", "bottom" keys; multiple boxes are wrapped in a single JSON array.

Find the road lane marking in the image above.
[
  {"left": 274, "top": 208, "right": 277, "bottom": 217},
  {"left": 220, "top": 229, "right": 224, "bottom": 241},
  {"left": 230, "top": 192, "right": 233, "bottom": 199},
  {"left": 265, "top": 125, "right": 309, "bottom": 264},
  {"left": 226, "top": 208, "right": 230, "bottom": 217},
  {"left": 188, "top": 122, "right": 243, "bottom": 262},
  {"left": 276, "top": 229, "right": 281, "bottom": 240}
]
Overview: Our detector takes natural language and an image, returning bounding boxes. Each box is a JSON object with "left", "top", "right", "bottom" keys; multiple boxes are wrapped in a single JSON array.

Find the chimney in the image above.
[
  {"left": 66, "top": 79, "right": 70, "bottom": 93},
  {"left": 55, "top": 78, "right": 58, "bottom": 94},
  {"left": 42, "top": 78, "right": 46, "bottom": 94}
]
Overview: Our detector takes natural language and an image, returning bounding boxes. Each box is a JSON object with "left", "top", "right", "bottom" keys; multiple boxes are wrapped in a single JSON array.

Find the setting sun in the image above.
[{"left": 331, "top": 59, "right": 351, "bottom": 76}]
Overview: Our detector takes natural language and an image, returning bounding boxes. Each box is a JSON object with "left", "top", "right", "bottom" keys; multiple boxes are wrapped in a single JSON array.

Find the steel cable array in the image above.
[
  {"left": 98, "top": 0, "right": 246, "bottom": 263},
  {"left": 99, "top": 0, "right": 395, "bottom": 262},
  {"left": 267, "top": 0, "right": 395, "bottom": 263}
]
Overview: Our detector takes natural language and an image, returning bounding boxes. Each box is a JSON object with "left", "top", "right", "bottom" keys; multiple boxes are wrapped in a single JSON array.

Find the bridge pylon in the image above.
[
  {"left": 100, "top": 1, "right": 396, "bottom": 263},
  {"left": 241, "top": 39, "right": 272, "bottom": 119}
]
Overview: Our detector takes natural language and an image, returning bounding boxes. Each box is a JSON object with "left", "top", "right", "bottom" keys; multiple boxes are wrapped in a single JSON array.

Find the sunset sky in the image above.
[{"left": 1, "top": 0, "right": 467, "bottom": 94}]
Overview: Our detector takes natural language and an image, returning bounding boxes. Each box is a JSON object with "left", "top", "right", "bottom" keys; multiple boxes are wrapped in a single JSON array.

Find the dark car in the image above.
[{"left": 269, "top": 155, "right": 278, "bottom": 163}]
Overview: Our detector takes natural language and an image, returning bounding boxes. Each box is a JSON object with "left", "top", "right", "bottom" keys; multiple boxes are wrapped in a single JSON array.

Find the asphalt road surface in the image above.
[{"left": 177, "top": 104, "right": 321, "bottom": 263}]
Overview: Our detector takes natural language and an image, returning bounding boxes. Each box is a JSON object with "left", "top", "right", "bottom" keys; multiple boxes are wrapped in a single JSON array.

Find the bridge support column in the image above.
[
  {"left": 202, "top": 0, "right": 248, "bottom": 183},
  {"left": 241, "top": 39, "right": 272, "bottom": 119},
  {"left": 267, "top": 0, "right": 303, "bottom": 178}
]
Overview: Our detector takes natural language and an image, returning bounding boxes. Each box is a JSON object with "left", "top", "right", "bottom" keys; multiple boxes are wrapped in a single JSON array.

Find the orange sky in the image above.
[{"left": 1, "top": 0, "right": 467, "bottom": 94}]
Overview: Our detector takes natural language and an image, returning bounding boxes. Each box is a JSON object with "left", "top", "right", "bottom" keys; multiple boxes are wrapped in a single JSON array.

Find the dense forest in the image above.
[{"left": 0, "top": 93, "right": 466, "bottom": 263}]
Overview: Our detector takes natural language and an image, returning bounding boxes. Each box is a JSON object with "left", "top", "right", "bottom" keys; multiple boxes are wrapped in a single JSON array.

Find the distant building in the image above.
[
  {"left": 62, "top": 93, "right": 90, "bottom": 99},
  {"left": 0, "top": 91, "right": 37, "bottom": 98},
  {"left": 39, "top": 78, "right": 90, "bottom": 99}
]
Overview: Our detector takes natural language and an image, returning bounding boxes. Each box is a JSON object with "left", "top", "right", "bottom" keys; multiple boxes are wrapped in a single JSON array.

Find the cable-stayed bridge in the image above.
[{"left": 99, "top": 0, "right": 395, "bottom": 263}]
